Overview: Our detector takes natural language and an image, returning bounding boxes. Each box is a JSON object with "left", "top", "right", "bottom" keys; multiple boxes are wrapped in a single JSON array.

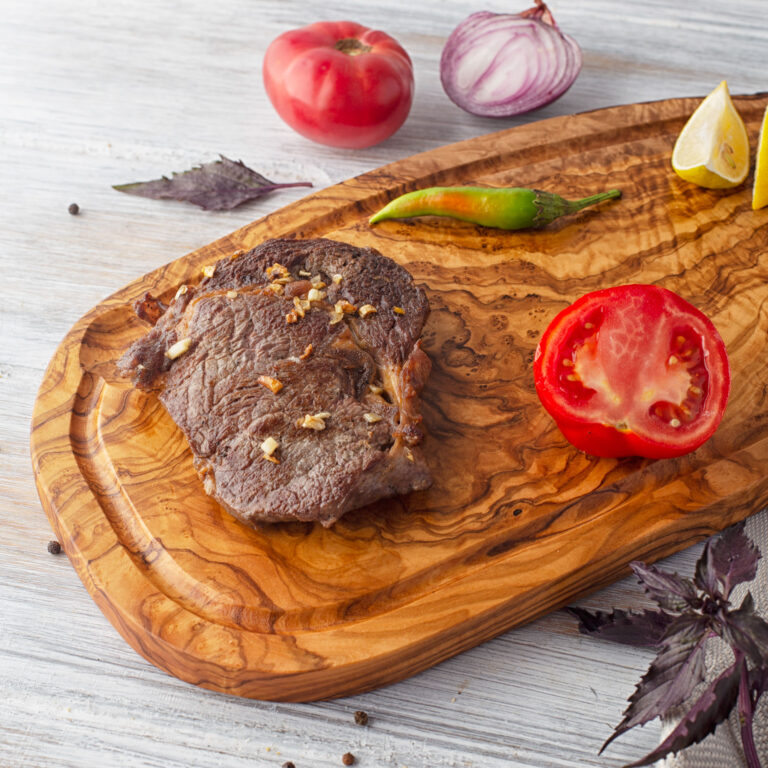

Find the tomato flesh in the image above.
[
  {"left": 533, "top": 284, "right": 730, "bottom": 459},
  {"left": 263, "top": 21, "right": 414, "bottom": 149}
]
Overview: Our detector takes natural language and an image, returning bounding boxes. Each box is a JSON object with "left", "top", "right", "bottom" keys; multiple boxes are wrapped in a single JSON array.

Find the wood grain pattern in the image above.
[{"left": 31, "top": 93, "right": 768, "bottom": 702}]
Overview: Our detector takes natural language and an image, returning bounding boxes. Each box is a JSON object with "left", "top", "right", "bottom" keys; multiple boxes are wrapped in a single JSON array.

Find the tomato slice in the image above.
[{"left": 533, "top": 284, "right": 730, "bottom": 459}]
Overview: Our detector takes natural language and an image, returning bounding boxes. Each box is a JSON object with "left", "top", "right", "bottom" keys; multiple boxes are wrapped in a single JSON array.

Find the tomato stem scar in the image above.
[{"left": 335, "top": 38, "right": 372, "bottom": 56}]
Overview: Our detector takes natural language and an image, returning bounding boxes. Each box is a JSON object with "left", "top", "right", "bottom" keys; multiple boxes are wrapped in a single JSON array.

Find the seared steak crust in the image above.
[{"left": 119, "top": 238, "right": 432, "bottom": 527}]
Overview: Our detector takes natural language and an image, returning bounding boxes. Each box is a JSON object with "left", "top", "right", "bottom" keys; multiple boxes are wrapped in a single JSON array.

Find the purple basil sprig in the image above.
[
  {"left": 113, "top": 155, "right": 312, "bottom": 211},
  {"left": 568, "top": 522, "right": 768, "bottom": 768}
]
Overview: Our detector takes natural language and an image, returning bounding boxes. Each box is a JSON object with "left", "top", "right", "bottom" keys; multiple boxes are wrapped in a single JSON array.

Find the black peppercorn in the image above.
[
  {"left": 47, "top": 540, "right": 62, "bottom": 554},
  {"left": 353, "top": 710, "right": 368, "bottom": 726},
  {"left": 282, "top": 762, "right": 295, "bottom": 768},
  {"left": 68, "top": 203, "right": 80, "bottom": 215},
  {"left": 342, "top": 753, "right": 355, "bottom": 766}
]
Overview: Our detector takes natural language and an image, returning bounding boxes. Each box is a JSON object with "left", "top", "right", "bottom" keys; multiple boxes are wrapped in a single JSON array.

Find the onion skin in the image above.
[{"left": 440, "top": 3, "right": 582, "bottom": 118}]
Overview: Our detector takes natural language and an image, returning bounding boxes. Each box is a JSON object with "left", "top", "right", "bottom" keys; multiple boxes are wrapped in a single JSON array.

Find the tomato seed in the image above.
[
  {"left": 668, "top": 355, "right": 678, "bottom": 365},
  {"left": 584, "top": 322, "right": 594, "bottom": 329},
  {"left": 562, "top": 359, "right": 574, "bottom": 367},
  {"left": 670, "top": 418, "right": 681, "bottom": 427}
]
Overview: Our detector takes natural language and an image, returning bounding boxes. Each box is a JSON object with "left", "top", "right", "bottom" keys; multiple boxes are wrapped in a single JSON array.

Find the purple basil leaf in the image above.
[
  {"left": 706, "top": 522, "right": 761, "bottom": 600},
  {"left": 719, "top": 593, "right": 768, "bottom": 667},
  {"left": 566, "top": 606, "right": 673, "bottom": 647},
  {"left": 622, "top": 658, "right": 742, "bottom": 767},
  {"left": 630, "top": 561, "right": 699, "bottom": 613},
  {"left": 694, "top": 540, "right": 721, "bottom": 598},
  {"left": 113, "top": 155, "right": 312, "bottom": 211},
  {"left": 749, "top": 666, "right": 768, "bottom": 701},
  {"left": 601, "top": 615, "right": 710, "bottom": 753}
]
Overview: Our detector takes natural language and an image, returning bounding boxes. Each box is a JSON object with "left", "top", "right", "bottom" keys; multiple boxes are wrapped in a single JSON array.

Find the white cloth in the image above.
[{"left": 661, "top": 509, "right": 768, "bottom": 768}]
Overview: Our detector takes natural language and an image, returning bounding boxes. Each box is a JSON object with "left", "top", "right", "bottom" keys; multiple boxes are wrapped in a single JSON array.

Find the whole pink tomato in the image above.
[{"left": 263, "top": 20, "right": 414, "bottom": 149}]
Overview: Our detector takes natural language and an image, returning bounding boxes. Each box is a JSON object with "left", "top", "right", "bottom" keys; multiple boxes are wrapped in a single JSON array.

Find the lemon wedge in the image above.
[
  {"left": 752, "top": 105, "right": 768, "bottom": 209},
  {"left": 671, "top": 81, "right": 750, "bottom": 189}
]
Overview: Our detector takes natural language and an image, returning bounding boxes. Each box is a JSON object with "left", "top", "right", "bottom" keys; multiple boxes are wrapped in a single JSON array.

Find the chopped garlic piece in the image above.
[
  {"left": 230, "top": 249, "right": 245, "bottom": 260},
  {"left": 335, "top": 299, "right": 357, "bottom": 315},
  {"left": 329, "top": 311, "right": 343, "bottom": 325},
  {"left": 358, "top": 304, "right": 377, "bottom": 318},
  {"left": 260, "top": 436, "right": 279, "bottom": 456},
  {"left": 298, "top": 269, "right": 312, "bottom": 277},
  {"left": 368, "top": 384, "right": 384, "bottom": 395},
  {"left": 166, "top": 338, "right": 192, "bottom": 360},
  {"left": 393, "top": 306, "right": 405, "bottom": 315},
  {"left": 299, "top": 413, "right": 327, "bottom": 431},
  {"left": 262, "top": 453, "right": 280, "bottom": 464},
  {"left": 293, "top": 296, "right": 307, "bottom": 318},
  {"left": 267, "top": 282, "right": 284, "bottom": 295},
  {"left": 266, "top": 262, "right": 289, "bottom": 280},
  {"left": 285, "top": 311, "right": 298, "bottom": 324},
  {"left": 300, "top": 344, "right": 313, "bottom": 360},
  {"left": 315, "top": 412, "right": 331, "bottom": 419},
  {"left": 174, "top": 284, "right": 188, "bottom": 300},
  {"left": 363, "top": 412, "right": 382, "bottom": 424},
  {"left": 202, "top": 264, "right": 216, "bottom": 278},
  {"left": 226, "top": 290, "right": 238, "bottom": 299},
  {"left": 257, "top": 375, "right": 283, "bottom": 394},
  {"left": 307, "top": 288, "right": 327, "bottom": 302},
  {"left": 332, "top": 273, "right": 343, "bottom": 285},
  {"left": 310, "top": 275, "right": 326, "bottom": 288}
]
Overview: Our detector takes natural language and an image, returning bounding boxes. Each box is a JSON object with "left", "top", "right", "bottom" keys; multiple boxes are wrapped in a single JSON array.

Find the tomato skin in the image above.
[
  {"left": 263, "top": 21, "right": 414, "bottom": 149},
  {"left": 533, "top": 284, "right": 731, "bottom": 459}
]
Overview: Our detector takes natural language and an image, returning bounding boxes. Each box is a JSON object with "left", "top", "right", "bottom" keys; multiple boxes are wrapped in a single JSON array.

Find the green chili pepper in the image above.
[{"left": 368, "top": 186, "right": 621, "bottom": 230}]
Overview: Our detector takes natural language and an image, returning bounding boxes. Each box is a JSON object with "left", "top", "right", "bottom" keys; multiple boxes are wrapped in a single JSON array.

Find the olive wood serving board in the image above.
[{"left": 31, "top": 94, "right": 768, "bottom": 702}]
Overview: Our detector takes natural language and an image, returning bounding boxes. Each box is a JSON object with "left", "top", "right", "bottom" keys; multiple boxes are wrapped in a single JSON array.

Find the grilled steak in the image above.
[{"left": 118, "top": 238, "right": 432, "bottom": 527}]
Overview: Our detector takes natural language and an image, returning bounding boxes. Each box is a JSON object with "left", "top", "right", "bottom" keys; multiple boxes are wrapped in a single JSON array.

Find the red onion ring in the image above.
[{"left": 440, "top": 1, "right": 582, "bottom": 118}]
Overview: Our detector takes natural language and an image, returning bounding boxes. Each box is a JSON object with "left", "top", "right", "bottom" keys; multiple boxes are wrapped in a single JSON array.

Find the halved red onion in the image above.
[{"left": 440, "top": 1, "right": 582, "bottom": 118}]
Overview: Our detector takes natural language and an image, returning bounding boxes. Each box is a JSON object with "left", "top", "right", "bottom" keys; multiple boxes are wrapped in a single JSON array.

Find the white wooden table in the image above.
[{"left": 2, "top": 1, "right": 765, "bottom": 766}]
